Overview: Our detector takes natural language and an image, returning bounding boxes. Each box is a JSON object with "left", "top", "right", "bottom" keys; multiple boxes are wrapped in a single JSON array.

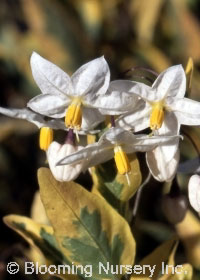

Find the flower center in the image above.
[
  {"left": 114, "top": 146, "right": 131, "bottom": 175},
  {"left": 65, "top": 98, "right": 82, "bottom": 130},
  {"left": 150, "top": 102, "right": 164, "bottom": 130},
  {"left": 39, "top": 127, "right": 53, "bottom": 151}
]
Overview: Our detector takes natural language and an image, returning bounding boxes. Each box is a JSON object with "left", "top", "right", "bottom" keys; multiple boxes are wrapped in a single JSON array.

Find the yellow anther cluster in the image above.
[
  {"left": 65, "top": 99, "right": 82, "bottom": 129},
  {"left": 39, "top": 127, "right": 53, "bottom": 151},
  {"left": 114, "top": 146, "right": 131, "bottom": 175},
  {"left": 150, "top": 103, "right": 164, "bottom": 130}
]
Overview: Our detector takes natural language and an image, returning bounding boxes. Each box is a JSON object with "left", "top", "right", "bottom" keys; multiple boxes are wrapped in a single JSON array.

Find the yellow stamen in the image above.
[
  {"left": 150, "top": 102, "right": 164, "bottom": 130},
  {"left": 65, "top": 99, "right": 82, "bottom": 130},
  {"left": 114, "top": 146, "right": 131, "bottom": 176},
  {"left": 39, "top": 127, "right": 53, "bottom": 151}
]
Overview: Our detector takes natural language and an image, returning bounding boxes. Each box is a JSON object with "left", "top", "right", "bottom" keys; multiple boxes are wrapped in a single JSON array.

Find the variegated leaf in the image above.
[{"left": 38, "top": 168, "right": 136, "bottom": 280}]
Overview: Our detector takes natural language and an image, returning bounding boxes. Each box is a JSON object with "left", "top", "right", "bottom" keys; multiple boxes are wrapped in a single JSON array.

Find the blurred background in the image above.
[{"left": 1, "top": 0, "right": 200, "bottom": 279}]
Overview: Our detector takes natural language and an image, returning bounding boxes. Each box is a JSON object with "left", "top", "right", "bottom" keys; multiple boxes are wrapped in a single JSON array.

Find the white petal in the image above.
[
  {"left": 168, "top": 97, "right": 200, "bottom": 125},
  {"left": 90, "top": 81, "right": 142, "bottom": 114},
  {"left": 153, "top": 112, "right": 180, "bottom": 163},
  {"left": 71, "top": 56, "right": 110, "bottom": 96},
  {"left": 47, "top": 142, "right": 84, "bottom": 181},
  {"left": 146, "top": 149, "right": 180, "bottom": 182},
  {"left": 152, "top": 65, "right": 186, "bottom": 100},
  {"left": 188, "top": 174, "right": 200, "bottom": 213},
  {"left": 107, "top": 80, "right": 154, "bottom": 102},
  {"left": 99, "top": 127, "right": 136, "bottom": 146},
  {"left": 56, "top": 142, "right": 113, "bottom": 167},
  {"left": 81, "top": 107, "right": 105, "bottom": 130},
  {"left": 30, "top": 52, "right": 73, "bottom": 96},
  {"left": 27, "top": 94, "right": 70, "bottom": 118},
  {"left": 0, "top": 107, "right": 42, "bottom": 127},
  {"left": 127, "top": 134, "right": 181, "bottom": 153},
  {"left": 116, "top": 102, "right": 151, "bottom": 131},
  {"left": 0, "top": 106, "right": 58, "bottom": 129}
]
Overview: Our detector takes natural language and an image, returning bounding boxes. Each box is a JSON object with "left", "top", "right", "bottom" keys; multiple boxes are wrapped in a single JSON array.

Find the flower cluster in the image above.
[{"left": 1, "top": 52, "right": 200, "bottom": 183}]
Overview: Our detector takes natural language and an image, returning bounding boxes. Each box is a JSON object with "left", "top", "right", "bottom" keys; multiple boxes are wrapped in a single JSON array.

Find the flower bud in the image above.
[
  {"left": 47, "top": 141, "right": 85, "bottom": 182},
  {"left": 162, "top": 193, "right": 188, "bottom": 224},
  {"left": 188, "top": 174, "right": 200, "bottom": 215}
]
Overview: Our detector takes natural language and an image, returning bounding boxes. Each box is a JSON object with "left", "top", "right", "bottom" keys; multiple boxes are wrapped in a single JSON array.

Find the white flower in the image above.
[
  {"left": 28, "top": 52, "right": 108, "bottom": 131},
  {"left": 28, "top": 52, "right": 109, "bottom": 131},
  {"left": 188, "top": 174, "right": 200, "bottom": 216},
  {"left": 116, "top": 65, "right": 200, "bottom": 181},
  {"left": 47, "top": 141, "right": 85, "bottom": 182},
  {"left": 56, "top": 127, "right": 180, "bottom": 183}
]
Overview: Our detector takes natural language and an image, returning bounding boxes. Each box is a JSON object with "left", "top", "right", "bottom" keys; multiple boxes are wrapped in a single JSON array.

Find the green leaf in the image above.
[{"left": 38, "top": 168, "right": 136, "bottom": 280}]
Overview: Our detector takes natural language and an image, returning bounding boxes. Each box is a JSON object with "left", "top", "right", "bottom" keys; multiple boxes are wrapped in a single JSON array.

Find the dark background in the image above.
[{"left": 1, "top": 0, "right": 200, "bottom": 279}]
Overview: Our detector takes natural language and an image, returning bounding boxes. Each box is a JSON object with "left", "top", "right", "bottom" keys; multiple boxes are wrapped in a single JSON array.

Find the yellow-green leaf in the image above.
[
  {"left": 3, "top": 215, "right": 67, "bottom": 265},
  {"left": 130, "top": 0, "right": 163, "bottom": 43},
  {"left": 159, "top": 241, "right": 178, "bottom": 280},
  {"left": 175, "top": 211, "right": 200, "bottom": 269},
  {"left": 185, "top": 57, "right": 193, "bottom": 93},
  {"left": 38, "top": 167, "right": 136, "bottom": 280},
  {"left": 164, "top": 264, "right": 193, "bottom": 280},
  {"left": 91, "top": 154, "right": 142, "bottom": 203},
  {"left": 131, "top": 237, "right": 178, "bottom": 280},
  {"left": 31, "top": 191, "right": 49, "bottom": 225}
]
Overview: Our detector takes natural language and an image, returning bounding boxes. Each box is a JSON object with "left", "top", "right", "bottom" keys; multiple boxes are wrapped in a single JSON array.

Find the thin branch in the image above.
[
  {"left": 131, "top": 171, "right": 151, "bottom": 223},
  {"left": 181, "top": 128, "right": 200, "bottom": 164}
]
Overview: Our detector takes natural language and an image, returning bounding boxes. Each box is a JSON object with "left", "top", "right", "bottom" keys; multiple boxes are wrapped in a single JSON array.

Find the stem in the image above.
[
  {"left": 181, "top": 129, "right": 200, "bottom": 164},
  {"left": 131, "top": 171, "right": 151, "bottom": 224},
  {"left": 169, "top": 177, "right": 181, "bottom": 198},
  {"left": 129, "top": 66, "right": 159, "bottom": 77},
  {"left": 122, "top": 66, "right": 159, "bottom": 84},
  {"left": 111, "top": 116, "right": 115, "bottom": 127},
  {"left": 65, "top": 128, "right": 75, "bottom": 145}
]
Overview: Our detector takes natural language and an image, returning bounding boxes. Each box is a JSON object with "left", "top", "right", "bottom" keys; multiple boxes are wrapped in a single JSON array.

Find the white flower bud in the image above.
[
  {"left": 47, "top": 141, "right": 84, "bottom": 182},
  {"left": 188, "top": 174, "right": 200, "bottom": 215}
]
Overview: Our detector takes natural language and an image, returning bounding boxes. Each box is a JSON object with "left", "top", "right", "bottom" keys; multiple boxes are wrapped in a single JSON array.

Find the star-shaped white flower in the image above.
[
  {"left": 116, "top": 65, "right": 200, "bottom": 181},
  {"left": 47, "top": 141, "right": 85, "bottom": 182},
  {"left": 56, "top": 127, "right": 180, "bottom": 184},
  {"left": 28, "top": 52, "right": 110, "bottom": 131},
  {"left": 188, "top": 174, "right": 200, "bottom": 216}
]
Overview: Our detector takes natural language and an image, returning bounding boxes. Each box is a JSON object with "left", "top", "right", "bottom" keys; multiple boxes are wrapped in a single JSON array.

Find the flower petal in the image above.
[
  {"left": 116, "top": 102, "right": 151, "bottom": 131},
  {"left": 168, "top": 97, "right": 200, "bottom": 125},
  {"left": 30, "top": 52, "right": 73, "bottom": 96},
  {"left": 47, "top": 142, "right": 84, "bottom": 181},
  {"left": 0, "top": 106, "right": 63, "bottom": 129},
  {"left": 28, "top": 94, "right": 70, "bottom": 118},
  {"left": 56, "top": 142, "right": 113, "bottom": 168},
  {"left": 146, "top": 149, "right": 180, "bottom": 182},
  {"left": 188, "top": 174, "right": 200, "bottom": 213},
  {"left": 89, "top": 80, "right": 142, "bottom": 114},
  {"left": 99, "top": 127, "right": 136, "bottom": 146},
  {"left": 153, "top": 112, "right": 180, "bottom": 163},
  {"left": 81, "top": 107, "right": 105, "bottom": 130},
  {"left": 127, "top": 134, "right": 181, "bottom": 153},
  {"left": 152, "top": 65, "right": 186, "bottom": 100},
  {"left": 71, "top": 56, "right": 110, "bottom": 96}
]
